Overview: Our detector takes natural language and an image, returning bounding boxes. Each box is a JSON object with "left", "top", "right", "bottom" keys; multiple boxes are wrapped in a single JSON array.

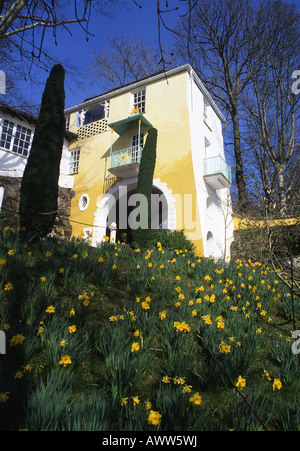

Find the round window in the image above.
[{"left": 79, "top": 194, "right": 90, "bottom": 211}]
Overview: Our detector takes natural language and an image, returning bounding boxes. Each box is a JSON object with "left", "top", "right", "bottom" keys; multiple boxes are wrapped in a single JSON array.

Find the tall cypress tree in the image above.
[
  {"left": 19, "top": 64, "right": 66, "bottom": 237},
  {"left": 131, "top": 127, "right": 157, "bottom": 247}
]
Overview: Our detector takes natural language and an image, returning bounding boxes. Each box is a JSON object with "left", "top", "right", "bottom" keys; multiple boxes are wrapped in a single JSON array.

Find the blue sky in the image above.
[{"left": 20, "top": 0, "right": 185, "bottom": 109}]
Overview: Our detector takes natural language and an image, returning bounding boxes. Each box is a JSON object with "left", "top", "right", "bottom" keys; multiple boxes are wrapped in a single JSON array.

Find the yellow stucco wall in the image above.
[
  {"left": 233, "top": 215, "right": 298, "bottom": 230},
  {"left": 68, "top": 70, "right": 203, "bottom": 252}
]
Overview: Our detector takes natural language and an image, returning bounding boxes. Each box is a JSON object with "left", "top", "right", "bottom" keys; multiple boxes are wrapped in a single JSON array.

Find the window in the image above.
[
  {"left": 65, "top": 116, "right": 70, "bottom": 131},
  {"left": 131, "top": 132, "right": 144, "bottom": 148},
  {"left": 0, "top": 120, "right": 14, "bottom": 150},
  {"left": 79, "top": 194, "right": 90, "bottom": 211},
  {"left": 0, "top": 119, "right": 33, "bottom": 157},
  {"left": 69, "top": 148, "right": 80, "bottom": 174},
  {"left": 78, "top": 101, "right": 110, "bottom": 127},
  {"left": 133, "top": 89, "right": 146, "bottom": 114},
  {"left": 131, "top": 133, "right": 144, "bottom": 163},
  {"left": 12, "top": 125, "right": 32, "bottom": 156}
]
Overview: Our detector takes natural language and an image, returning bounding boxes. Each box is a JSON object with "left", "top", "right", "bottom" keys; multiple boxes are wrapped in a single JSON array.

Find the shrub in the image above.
[{"left": 146, "top": 229, "right": 195, "bottom": 252}]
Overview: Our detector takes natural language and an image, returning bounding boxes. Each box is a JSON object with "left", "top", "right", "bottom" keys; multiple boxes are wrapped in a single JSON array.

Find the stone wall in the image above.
[{"left": 0, "top": 176, "right": 74, "bottom": 237}]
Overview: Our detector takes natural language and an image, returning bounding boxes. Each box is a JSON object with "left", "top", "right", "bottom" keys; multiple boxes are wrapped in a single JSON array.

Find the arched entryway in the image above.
[
  {"left": 206, "top": 231, "right": 215, "bottom": 257},
  {"left": 92, "top": 177, "right": 176, "bottom": 246}
]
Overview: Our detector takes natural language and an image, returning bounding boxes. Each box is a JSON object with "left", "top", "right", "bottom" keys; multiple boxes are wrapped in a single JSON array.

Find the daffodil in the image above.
[
  {"left": 131, "top": 342, "right": 140, "bottom": 352},
  {"left": 147, "top": 410, "right": 162, "bottom": 425},
  {"left": 159, "top": 311, "right": 167, "bottom": 320},
  {"left": 219, "top": 341, "right": 231, "bottom": 354},
  {"left": 202, "top": 315, "right": 212, "bottom": 325},
  {"left": 4, "top": 282, "right": 13, "bottom": 291},
  {"left": 236, "top": 376, "right": 246, "bottom": 389},
  {"left": 59, "top": 355, "right": 72, "bottom": 367},
  {"left": 10, "top": 334, "right": 25, "bottom": 346},
  {"left": 121, "top": 398, "right": 128, "bottom": 406},
  {"left": 189, "top": 392, "right": 202, "bottom": 405},
  {"left": 273, "top": 378, "right": 282, "bottom": 391},
  {"left": 46, "top": 305, "right": 55, "bottom": 314},
  {"left": 0, "top": 392, "right": 9, "bottom": 403},
  {"left": 131, "top": 396, "right": 140, "bottom": 405},
  {"left": 109, "top": 316, "right": 118, "bottom": 322}
]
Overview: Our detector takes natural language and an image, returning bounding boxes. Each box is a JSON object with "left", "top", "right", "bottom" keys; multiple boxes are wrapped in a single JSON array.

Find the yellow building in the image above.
[{"left": 64, "top": 64, "right": 234, "bottom": 258}]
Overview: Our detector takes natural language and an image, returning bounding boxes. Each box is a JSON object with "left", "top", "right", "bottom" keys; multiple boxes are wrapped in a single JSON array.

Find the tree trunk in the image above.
[
  {"left": 232, "top": 109, "right": 249, "bottom": 211},
  {"left": 275, "top": 162, "right": 287, "bottom": 215}
]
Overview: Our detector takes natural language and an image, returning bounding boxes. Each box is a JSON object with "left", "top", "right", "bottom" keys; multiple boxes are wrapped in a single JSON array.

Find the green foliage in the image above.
[
  {"left": 19, "top": 64, "right": 66, "bottom": 237},
  {"left": 269, "top": 339, "right": 300, "bottom": 386},
  {"left": 223, "top": 390, "right": 275, "bottom": 431},
  {"left": 64, "top": 389, "right": 116, "bottom": 431},
  {"left": 280, "top": 401, "right": 300, "bottom": 431},
  {"left": 0, "top": 226, "right": 299, "bottom": 431},
  {"left": 131, "top": 128, "right": 157, "bottom": 247},
  {"left": 146, "top": 229, "right": 195, "bottom": 252},
  {"left": 156, "top": 382, "right": 208, "bottom": 431},
  {"left": 26, "top": 371, "right": 73, "bottom": 431}
]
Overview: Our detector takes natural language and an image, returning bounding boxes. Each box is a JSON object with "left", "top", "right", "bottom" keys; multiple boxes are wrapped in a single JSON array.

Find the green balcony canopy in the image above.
[{"left": 108, "top": 113, "right": 153, "bottom": 135}]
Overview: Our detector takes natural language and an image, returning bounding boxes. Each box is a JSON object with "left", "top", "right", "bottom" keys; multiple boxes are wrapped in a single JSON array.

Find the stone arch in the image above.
[{"left": 92, "top": 177, "right": 176, "bottom": 246}]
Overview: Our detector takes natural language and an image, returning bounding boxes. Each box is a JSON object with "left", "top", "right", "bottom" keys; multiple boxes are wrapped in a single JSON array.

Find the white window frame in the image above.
[
  {"left": 132, "top": 88, "right": 146, "bottom": 114},
  {"left": 65, "top": 115, "right": 70, "bottom": 131},
  {"left": 0, "top": 118, "right": 33, "bottom": 157},
  {"left": 69, "top": 148, "right": 80, "bottom": 174},
  {"left": 131, "top": 132, "right": 144, "bottom": 148},
  {"left": 79, "top": 194, "right": 90, "bottom": 212}
]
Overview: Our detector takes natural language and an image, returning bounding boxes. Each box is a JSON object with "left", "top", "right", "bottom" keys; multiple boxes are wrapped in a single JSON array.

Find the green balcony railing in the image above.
[
  {"left": 109, "top": 145, "right": 143, "bottom": 169},
  {"left": 203, "top": 155, "right": 232, "bottom": 184}
]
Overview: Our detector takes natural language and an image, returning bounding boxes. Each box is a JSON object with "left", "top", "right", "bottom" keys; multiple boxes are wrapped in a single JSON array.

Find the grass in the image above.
[{"left": 0, "top": 226, "right": 299, "bottom": 431}]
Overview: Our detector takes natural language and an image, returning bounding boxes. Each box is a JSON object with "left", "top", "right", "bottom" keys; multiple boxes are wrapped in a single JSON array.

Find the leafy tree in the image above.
[{"left": 19, "top": 64, "right": 66, "bottom": 237}]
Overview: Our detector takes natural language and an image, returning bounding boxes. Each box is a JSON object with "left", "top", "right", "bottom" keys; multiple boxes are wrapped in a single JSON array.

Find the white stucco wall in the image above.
[
  {"left": 187, "top": 71, "right": 234, "bottom": 260},
  {"left": 0, "top": 111, "right": 74, "bottom": 189}
]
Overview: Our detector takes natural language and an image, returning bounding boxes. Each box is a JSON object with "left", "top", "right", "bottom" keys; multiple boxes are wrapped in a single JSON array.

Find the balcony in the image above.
[
  {"left": 203, "top": 155, "right": 232, "bottom": 189},
  {"left": 77, "top": 118, "right": 108, "bottom": 139},
  {"left": 108, "top": 145, "right": 143, "bottom": 178}
]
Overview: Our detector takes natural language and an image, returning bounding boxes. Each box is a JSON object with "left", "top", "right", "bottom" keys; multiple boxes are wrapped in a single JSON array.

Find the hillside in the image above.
[{"left": 0, "top": 227, "right": 299, "bottom": 431}]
